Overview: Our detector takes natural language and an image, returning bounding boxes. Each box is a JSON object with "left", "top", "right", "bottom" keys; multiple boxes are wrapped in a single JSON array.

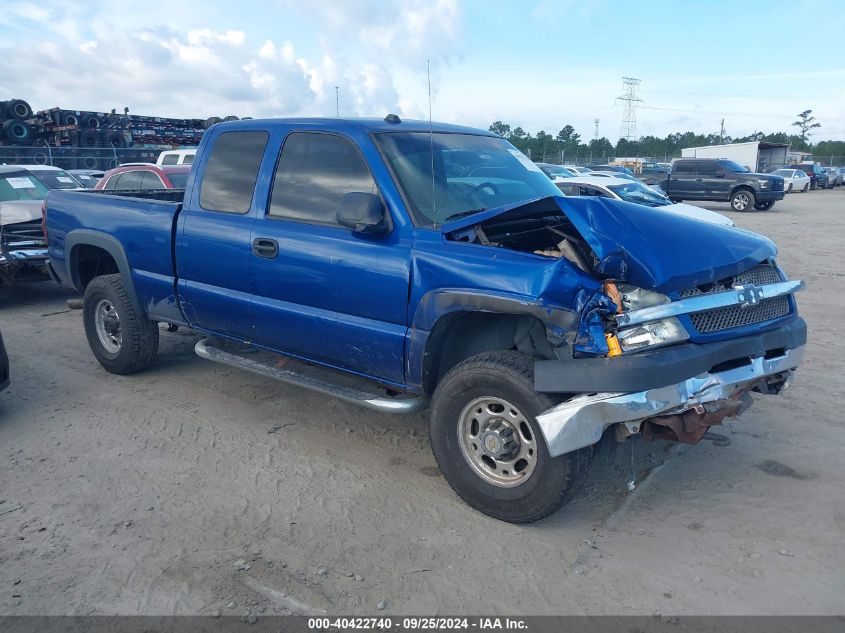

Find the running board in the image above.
[{"left": 194, "top": 338, "right": 427, "bottom": 414}]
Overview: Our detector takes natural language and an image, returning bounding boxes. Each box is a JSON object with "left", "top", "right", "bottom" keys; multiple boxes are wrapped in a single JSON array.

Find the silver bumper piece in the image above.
[{"left": 536, "top": 345, "right": 805, "bottom": 457}]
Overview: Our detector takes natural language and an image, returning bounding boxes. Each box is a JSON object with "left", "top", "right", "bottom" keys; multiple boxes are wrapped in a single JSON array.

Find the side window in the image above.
[
  {"left": 200, "top": 131, "right": 269, "bottom": 213},
  {"left": 557, "top": 183, "right": 578, "bottom": 196},
  {"left": 182, "top": 154, "right": 195, "bottom": 165},
  {"left": 697, "top": 161, "right": 720, "bottom": 176},
  {"left": 140, "top": 171, "right": 165, "bottom": 189},
  {"left": 104, "top": 174, "right": 121, "bottom": 190},
  {"left": 674, "top": 162, "right": 695, "bottom": 175},
  {"left": 269, "top": 132, "right": 377, "bottom": 225},
  {"left": 161, "top": 154, "right": 179, "bottom": 166},
  {"left": 580, "top": 186, "right": 607, "bottom": 197},
  {"left": 118, "top": 171, "right": 143, "bottom": 189}
]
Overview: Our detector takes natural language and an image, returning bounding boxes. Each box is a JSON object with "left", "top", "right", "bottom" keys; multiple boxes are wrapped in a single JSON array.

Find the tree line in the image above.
[{"left": 488, "top": 110, "right": 845, "bottom": 164}]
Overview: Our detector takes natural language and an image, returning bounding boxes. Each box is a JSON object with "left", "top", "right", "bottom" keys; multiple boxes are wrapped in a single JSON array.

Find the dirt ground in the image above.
[{"left": 1, "top": 189, "right": 843, "bottom": 617}]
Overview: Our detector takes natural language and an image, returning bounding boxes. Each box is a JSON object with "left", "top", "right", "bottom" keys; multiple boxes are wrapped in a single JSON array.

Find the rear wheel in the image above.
[
  {"left": 802, "top": 183, "right": 809, "bottom": 192},
  {"left": 730, "top": 189, "right": 755, "bottom": 212},
  {"left": 83, "top": 274, "right": 159, "bottom": 375},
  {"left": 429, "top": 351, "right": 592, "bottom": 523}
]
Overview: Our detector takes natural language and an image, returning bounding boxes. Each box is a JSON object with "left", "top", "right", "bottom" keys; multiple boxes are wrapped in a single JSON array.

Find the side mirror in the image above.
[{"left": 337, "top": 192, "right": 390, "bottom": 235}]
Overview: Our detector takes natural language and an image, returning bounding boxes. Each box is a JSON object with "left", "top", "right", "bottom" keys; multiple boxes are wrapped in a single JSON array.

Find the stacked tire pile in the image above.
[
  {"left": 0, "top": 98, "right": 35, "bottom": 165},
  {"left": 0, "top": 94, "right": 244, "bottom": 169}
]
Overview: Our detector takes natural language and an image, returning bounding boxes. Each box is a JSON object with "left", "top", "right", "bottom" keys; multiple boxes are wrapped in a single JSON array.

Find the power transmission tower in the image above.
[
  {"left": 594, "top": 118, "right": 600, "bottom": 140},
  {"left": 616, "top": 77, "right": 642, "bottom": 140}
]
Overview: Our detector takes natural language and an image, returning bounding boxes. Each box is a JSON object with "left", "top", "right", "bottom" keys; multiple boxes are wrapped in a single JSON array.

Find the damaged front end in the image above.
[{"left": 442, "top": 195, "right": 806, "bottom": 457}]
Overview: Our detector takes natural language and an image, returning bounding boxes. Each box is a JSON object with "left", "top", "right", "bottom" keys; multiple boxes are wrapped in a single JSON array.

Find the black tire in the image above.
[
  {"left": 802, "top": 183, "right": 809, "bottom": 192},
  {"left": 730, "top": 188, "right": 755, "bottom": 212},
  {"left": 204, "top": 116, "right": 222, "bottom": 128},
  {"left": 754, "top": 200, "right": 775, "bottom": 211},
  {"left": 2, "top": 119, "right": 30, "bottom": 142},
  {"left": 429, "top": 351, "right": 592, "bottom": 523},
  {"left": 0, "top": 148, "right": 22, "bottom": 164},
  {"left": 83, "top": 274, "right": 159, "bottom": 375},
  {"left": 79, "top": 129, "right": 100, "bottom": 147},
  {"left": 5, "top": 98, "right": 33, "bottom": 120},
  {"left": 61, "top": 112, "right": 79, "bottom": 127},
  {"left": 786, "top": 183, "right": 792, "bottom": 193}
]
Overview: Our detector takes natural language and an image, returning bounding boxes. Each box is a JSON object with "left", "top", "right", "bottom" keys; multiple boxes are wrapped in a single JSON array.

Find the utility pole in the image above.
[
  {"left": 616, "top": 77, "right": 642, "bottom": 140},
  {"left": 720, "top": 118, "right": 725, "bottom": 144},
  {"left": 335, "top": 86, "right": 339, "bottom": 117},
  {"left": 594, "top": 118, "right": 600, "bottom": 140}
]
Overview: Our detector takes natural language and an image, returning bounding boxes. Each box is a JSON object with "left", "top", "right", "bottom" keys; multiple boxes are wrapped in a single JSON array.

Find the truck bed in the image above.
[{"left": 45, "top": 189, "right": 183, "bottom": 321}]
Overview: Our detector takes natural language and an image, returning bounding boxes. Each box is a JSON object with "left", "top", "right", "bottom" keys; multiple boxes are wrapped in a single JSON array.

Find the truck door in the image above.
[
  {"left": 696, "top": 160, "right": 728, "bottom": 200},
  {"left": 176, "top": 130, "right": 269, "bottom": 339},
  {"left": 249, "top": 130, "right": 412, "bottom": 386},
  {"left": 668, "top": 161, "right": 698, "bottom": 198}
]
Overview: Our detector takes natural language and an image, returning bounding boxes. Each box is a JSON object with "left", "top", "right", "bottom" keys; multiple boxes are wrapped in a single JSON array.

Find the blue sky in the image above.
[{"left": 1, "top": 0, "right": 843, "bottom": 141}]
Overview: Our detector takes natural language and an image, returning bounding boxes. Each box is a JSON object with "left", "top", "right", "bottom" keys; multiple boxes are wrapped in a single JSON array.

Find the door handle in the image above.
[
  {"left": 252, "top": 238, "right": 279, "bottom": 258},
  {"left": 695, "top": 178, "right": 703, "bottom": 182}
]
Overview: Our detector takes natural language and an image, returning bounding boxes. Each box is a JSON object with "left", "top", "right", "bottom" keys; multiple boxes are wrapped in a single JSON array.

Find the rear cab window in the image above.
[
  {"left": 199, "top": 131, "right": 269, "bottom": 213},
  {"left": 674, "top": 161, "right": 695, "bottom": 175}
]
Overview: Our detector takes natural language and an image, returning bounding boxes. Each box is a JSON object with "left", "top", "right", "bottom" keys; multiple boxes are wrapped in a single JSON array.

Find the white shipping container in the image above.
[{"left": 680, "top": 141, "right": 789, "bottom": 173}]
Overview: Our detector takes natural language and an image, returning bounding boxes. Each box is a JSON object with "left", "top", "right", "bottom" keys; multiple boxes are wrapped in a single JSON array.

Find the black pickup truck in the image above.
[{"left": 661, "top": 158, "right": 785, "bottom": 212}]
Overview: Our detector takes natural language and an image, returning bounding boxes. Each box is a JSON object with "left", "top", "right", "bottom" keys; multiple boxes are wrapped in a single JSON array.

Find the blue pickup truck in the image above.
[{"left": 44, "top": 116, "right": 806, "bottom": 523}]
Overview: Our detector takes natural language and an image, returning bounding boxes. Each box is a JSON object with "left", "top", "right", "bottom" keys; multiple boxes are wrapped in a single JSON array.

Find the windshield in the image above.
[
  {"left": 608, "top": 181, "right": 671, "bottom": 207},
  {"left": 542, "top": 165, "right": 571, "bottom": 177},
  {"left": 0, "top": 171, "right": 51, "bottom": 201},
  {"left": 373, "top": 132, "right": 562, "bottom": 226},
  {"left": 772, "top": 169, "right": 791, "bottom": 176},
  {"left": 167, "top": 172, "right": 189, "bottom": 188},
  {"left": 719, "top": 160, "right": 750, "bottom": 173},
  {"left": 27, "top": 169, "right": 81, "bottom": 190}
]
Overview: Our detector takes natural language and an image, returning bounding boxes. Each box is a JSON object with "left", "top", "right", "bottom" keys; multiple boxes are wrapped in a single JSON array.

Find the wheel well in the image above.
[
  {"left": 731, "top": 185, "right": 754, "bottom": 197},
  {"left": 422, "top": 312, "right": 554, "bottom": 395},
  {"left": 72, "top": 244, "right": 119, "bottom": 289}
]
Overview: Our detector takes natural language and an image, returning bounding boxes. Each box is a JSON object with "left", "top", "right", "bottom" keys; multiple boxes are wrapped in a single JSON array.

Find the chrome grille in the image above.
[{"left": 680, "top": 263, "right": 790, "bottom": 333}]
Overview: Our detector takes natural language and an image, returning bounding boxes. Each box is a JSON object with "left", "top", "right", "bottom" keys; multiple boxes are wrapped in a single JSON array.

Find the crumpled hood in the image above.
[
  {"left": 443, "top": 196, "right": 776, "bottom": 293},
  {"left": 0, "top": 200, "right": 42, "bottom": 227}
]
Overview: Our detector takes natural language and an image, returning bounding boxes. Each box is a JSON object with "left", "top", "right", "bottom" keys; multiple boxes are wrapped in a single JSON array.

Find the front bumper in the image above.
[
  {"left": 537, "top": 342, "right": 804, "bottom": 457},
  {"left": 755, "top": 189, "right": 784, "bottom": 202}
]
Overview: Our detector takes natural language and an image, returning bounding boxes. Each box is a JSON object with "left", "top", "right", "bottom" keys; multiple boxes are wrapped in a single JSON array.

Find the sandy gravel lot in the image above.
[{"left": 1, "top": 189, "right": 843, "bottom": 616}]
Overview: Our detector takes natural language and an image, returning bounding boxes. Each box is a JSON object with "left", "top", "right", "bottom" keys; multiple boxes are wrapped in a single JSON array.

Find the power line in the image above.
[{"left": 616, "top": 77, "right": 642, "bottom": 140}]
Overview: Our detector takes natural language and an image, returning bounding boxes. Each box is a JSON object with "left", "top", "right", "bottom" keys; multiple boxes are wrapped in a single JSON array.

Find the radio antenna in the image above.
[{"left": 428, "top": 59, "right": 438, "bottom": 228}]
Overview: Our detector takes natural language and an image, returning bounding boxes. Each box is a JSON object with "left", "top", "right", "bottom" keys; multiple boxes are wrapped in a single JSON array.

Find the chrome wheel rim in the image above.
[
  {"left": 733, "top": 193, "right": 749, "bottom": 210},
  {"left": 457, "top": 396, "right": 538, "bottom": 488},
  {"left": 94, "top": 298, "right": 122, "bottom": 353}
]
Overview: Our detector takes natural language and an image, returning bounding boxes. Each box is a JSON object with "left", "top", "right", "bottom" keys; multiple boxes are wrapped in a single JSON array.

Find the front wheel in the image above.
[
  {"left": 731, "top": 189, "right": 755, "bottom": 212},
  {"left": 786, "top": 183, "right": 793, "bottom": 193},
  {"left": 754, "top": 200, "right": 775, "bottom": 211},
  {"left": 83, "top": 274, "right": 159, "bottom": 375},
  {"left": 429, "top": 351, "right": 592, "bottom": 523}
]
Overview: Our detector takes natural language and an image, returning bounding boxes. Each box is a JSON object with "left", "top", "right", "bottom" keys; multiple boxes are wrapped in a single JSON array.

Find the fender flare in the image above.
[
  {"left": 405, "top": 288, "right": 579, "bottom": 392},
  {"left": 65, "top": 229, "right": 145, "bottom": 318}
]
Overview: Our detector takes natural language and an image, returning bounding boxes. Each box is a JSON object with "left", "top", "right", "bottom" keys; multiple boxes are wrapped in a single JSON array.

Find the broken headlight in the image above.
[
  {"left": 617, "top": 284, "right": 671, "bottom": 311},
  {"left": 617, "top": 317, "right": 689, "bottom": 352}
]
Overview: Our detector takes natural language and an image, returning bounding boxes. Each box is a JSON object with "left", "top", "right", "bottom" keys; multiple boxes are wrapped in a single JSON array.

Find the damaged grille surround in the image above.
[{"left": 615, "top": 263, "right": 803, "bottom": 337}]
